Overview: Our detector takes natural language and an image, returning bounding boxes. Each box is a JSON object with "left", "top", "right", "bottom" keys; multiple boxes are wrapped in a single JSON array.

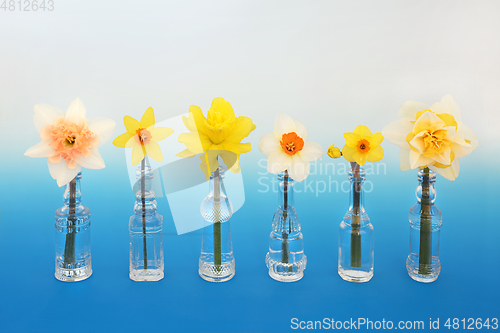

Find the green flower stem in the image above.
[
  {"left": 419, "top": 167, "right": 432, "bottom": 275},
  {"left": 351, "top": 162, "right": 362, "bottom": 268},
  {"left": 281, "top": 171, "right": 291, "bottom": 272},
  {"left": 63, "top": 178, "right": 77, "bottom": 267},
  {"left": 213, "top": 166, "right": 222, "bottom": 272},
  {"left": 141, "top": 158, "right": 148, "bottom": 270}
]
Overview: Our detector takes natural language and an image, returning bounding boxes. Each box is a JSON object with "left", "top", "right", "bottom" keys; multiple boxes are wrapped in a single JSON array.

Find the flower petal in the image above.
[
  {"left": 199, "top": 151, "right": 220, "bottom": 181},
  {"left": 124, "top": 115, "right": 141, "bottom": 134},
  {"left": 222, "top": 141, "right": 252, "bottom": 155},
  {"left": 131, "top": 145, "right": 145, "bottom": 166},
  {"left": 176, "top": 149, "right": 196, "bottom": 158},
  {"left": 208, "top": 97, "right": 235, "bottom": 120},
  {"left": 74, "top": 148, "right": 105, "bottom": 169},
  {"left": 24, "top": 140, "right": 56, "bottom": 158},
  {"left": 65, "top": 98, "right": 87, "bottom": 125},
  {"left": 87, "top": 118, "right": 116, "bottom": 147},
  {"left": 366, "top": 132, "right": 384, "bottom": 149},
  {"left": 112, "top": 132, "right": 134, "bottom": 148},
  {"left": 298, "top": 141, "right": 324, "bottom": 162},
  {"left": 367, "top": 146, "right": 384, "bottom": 163},
  {"left": 431, "top": 95, "right": 462, "bottom": 124},
  {"left": 413, "top": 111, "right": 445, "bottom": 134},
  {"left": 382, "top": 118, "right": 414, "bottom": 149},
  {"left": 178, "top": 132, "right": 210, "bottom": 154},
  {"left": 399, "top": 148, "right": 411, "bottom": 171},
  {"left": 273, "top": 113, "right": 296, "bottom": 138},
  {"left": 33, "top": 104, "right": 64, "bottom": 133},
  {"left": 458, "top": 122, "right": 479, "bottom": 150},
  {"left": 140, "top": 107, "right": 155, "bottom": 129},
  {"left": 409, "top": 150, "right": 434, "bottom": 169},
  {"left": 288, "top": 154, "right": 310, "bottom": 182},
  {"left": 430, "top": 159, "right": 460, "bottom": 181},
  {"left": 267, "top": 150, "right": 292, "bottom": 174},
  {"left": 150, "top": 126, "right": 174, "bottom": 142},
  {"left": 145, "top": 141, "right": 163, "bottom": 162},
  {"left": 343, "top": 132, "right": 362, "bottom": 148},
  {"left": 399, "top": 101, "right": 430, "bottom": 119},
  {"left": 259, "top": 132, "right": 280, "bottom": 156},
  {"left": 353, "top": 125, "right": 373, "bottom": 138},
  {"left": 294, "top": 120, "right": 308, "bottom": 141},
  {"left": 48, "top": 159, "right": 81, "bottom": 187},
  {"left": 224, "top": 116, "right": 256, "bottom": 144},
  {"left": 342, "top": 145, "right": 357, "bottom": 162},
  {"left": 352, "top": 151, "right": 367, "bottom": 166}
]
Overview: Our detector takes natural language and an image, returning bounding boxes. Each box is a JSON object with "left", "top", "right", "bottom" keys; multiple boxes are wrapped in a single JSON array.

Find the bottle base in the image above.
[
  {"left": 130, "top": 268, "right": 164, "bottom": 282},
  {"left": 265, "top": 252, "right": 306, "bottom": 282},
  {"left": 338, "top": 268, "right": 373, "bottom": 283},
  {"left": 406, "top": 255, "right": 440, "bottom": 283},
  {"left": 199, "top": 259, "right": 235, "bottom": 283},
  {"left": 55, "top": 265, "right": 92, "bottom": 282}
]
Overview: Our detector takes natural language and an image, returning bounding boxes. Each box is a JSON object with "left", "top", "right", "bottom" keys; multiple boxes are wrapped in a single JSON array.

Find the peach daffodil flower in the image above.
[
  {"left": 259, "top": 113, "right": 324, "bottom": 182},
  {"left": 24, "top": 98, "right": 116, "bottom": 187},
  {"left": 113, "top": 107, "right": 174, "bottom": 166},
  {"left": 382, "top": 95, "right": 478, "bottom": 180}
]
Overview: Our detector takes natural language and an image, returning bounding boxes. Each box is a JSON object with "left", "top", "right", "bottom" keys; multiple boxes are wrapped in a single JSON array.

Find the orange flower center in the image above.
[
  {"left": 280, "top": 132, "right": 304, "bottom": 156},
  {"left": 357, "top": 139, "right": 370, "bottom": 153},
  {"left": 135, "top": 128, "right": 152, "bottom": 145}
]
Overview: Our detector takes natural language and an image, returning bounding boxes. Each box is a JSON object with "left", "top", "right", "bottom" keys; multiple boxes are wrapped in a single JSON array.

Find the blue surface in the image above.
[{"left": 0, "top": 152, "right": 498, "bottom": 333}]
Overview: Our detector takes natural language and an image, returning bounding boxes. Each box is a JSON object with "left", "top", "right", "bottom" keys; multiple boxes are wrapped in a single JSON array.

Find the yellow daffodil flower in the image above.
[
  {"left": 176, "top": 97, "right": 256, "bottom": 179},
  {"left": 382, "top": 95, "right": 478, "bottom": 180},
  {"left": 342, "top": 125, "right": 384, "bottom": 166},
  {"left": 259, "top": 113, "right": 324, "bottom": 181},
  {"left": 113, "top": 107, "right": 174, "bottom": 166},
  {"left": 327, "top": 144, "right": 342, "bottom": 159}
]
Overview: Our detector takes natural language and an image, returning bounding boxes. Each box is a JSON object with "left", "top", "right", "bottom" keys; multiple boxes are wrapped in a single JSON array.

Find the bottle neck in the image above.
[
  {"left": 63, "top": 172, "right": 82, "bottom": 213},
  {"left": 348, "top": 164, "right": 365, "bottom": 215},
  {"left": 209, "top": 166, "right": 227, "bottom": 202},
  {"left": 277, "top": 171, "right": 294, "bottom": 209},
  {"left": 416, "top": 167, "right": 437, "bottom": 205},
  {"left": 134, "top": 162, "right": 157, "bottom": 215}
]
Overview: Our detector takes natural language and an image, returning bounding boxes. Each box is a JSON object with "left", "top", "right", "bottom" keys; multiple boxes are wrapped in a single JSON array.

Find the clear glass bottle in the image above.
[
  {"left": 199, "top": 166, "right": 235, "bottom": 282},
  {"left": 338, "top": 165, "right": 374, "bottom": 283},
  {"left": 55, "top": 172, "right": 92, "bottom": 282},
  {"left": 266, "top": 171, "right": 306, "bottom": 282},
  {"left": 406, "top": 168, "right": 442, "bottom": 283},
  {"left": 129, "top": 162, "right": 164, "bottom": 281}
]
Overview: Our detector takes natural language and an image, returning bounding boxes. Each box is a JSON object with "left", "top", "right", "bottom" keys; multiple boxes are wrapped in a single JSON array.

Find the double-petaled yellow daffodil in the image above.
[
  {"left": 382, "top": 95, "right": 478, "bottom": 180},
  {"left": 176, "top": 97, "right": 256, "bottom": 179},
  {"left": 113, "top": 107, "right": 174, "bottom": 166},
  {"left": 342, "top": 125, "right": 384, "bottom": 166}
]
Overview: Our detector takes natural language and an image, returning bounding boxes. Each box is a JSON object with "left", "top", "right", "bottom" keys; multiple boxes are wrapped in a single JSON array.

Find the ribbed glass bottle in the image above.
[{"left": 55, "top": 172, "right": 92, "bottom": 282}]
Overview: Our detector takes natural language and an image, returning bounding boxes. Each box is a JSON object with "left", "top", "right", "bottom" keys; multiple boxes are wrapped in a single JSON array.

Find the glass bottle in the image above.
[
  {"left": 406, "top": 168, "right": 442, "bottom": 283},
  {"left": 199, "top": 166, "right": 235, "bottom": 282},
  {"left": 129, "top": 162, "right": 164, "bottom": 281},
  {"left": 338, "top": 164, "right": 374, "bottom": 283},
  {"left": 265, "top": 171, "right": 306, "bottom": 282},
  {"left": 55, "top": 172, "right": 92, "bottom": 282}
]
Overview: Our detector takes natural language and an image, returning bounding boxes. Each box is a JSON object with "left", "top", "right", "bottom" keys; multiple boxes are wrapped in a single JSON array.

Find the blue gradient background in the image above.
[{"left": 1, "top": 1, "right": 499, "bottom": 332}]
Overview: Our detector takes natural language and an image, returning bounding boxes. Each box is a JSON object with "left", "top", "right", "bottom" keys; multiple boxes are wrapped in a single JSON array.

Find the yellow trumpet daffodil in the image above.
[
  {"left": 113, "top": 107, "right": 174, "bottom": 166},
  {"left": 342, "top": 125, "right": 384, "bottom": 166},
  {"left": 176, "top": 97, "right": 256, "bottom": 179}
]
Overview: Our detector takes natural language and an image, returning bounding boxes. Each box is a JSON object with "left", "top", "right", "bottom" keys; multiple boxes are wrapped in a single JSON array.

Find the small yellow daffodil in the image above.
[
  {"left": 176, "top": 97, "right": 256, "bottom": 179},
  {"left": 327, "top": 144, "right": 342, "bottom": 159},
  {"left": 113, "top": 107, "right": 174, "bottom": 166},
  {"left": 342, "top": 125, "right": 384, "bottom": 166}
]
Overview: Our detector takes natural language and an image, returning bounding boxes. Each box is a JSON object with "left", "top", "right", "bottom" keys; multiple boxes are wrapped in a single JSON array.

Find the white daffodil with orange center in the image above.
[
  {"left": 113, "top": 107, "right": 174, "bottom": 166},
  {"left": 259, "top": 113, "right": 324, "bottom": 182},
  {"left": 383, "top": 95, "right": 478, "bottom": 180},
  {"left": 176, "top": 97, "right": 256, "bottom": 179},
  {"left": 342, "top": 125, "right": 384, "bottom": 166},
  {"left": 24, "top": 98, "right": 116, "bottom": 186}
]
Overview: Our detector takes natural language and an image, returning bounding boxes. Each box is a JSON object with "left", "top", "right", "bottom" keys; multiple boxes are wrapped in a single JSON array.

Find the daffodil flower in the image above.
[
  {"left": 342, "top": 125, "right": 384, "bottom": 166},
  {"left": 382, "top": 95, "right": 478, "bottom": 180},
  {"left": 113, "top": 107, "right": 174, "bottom": 166},
  {"left": 259, "top": 113, "right": 324, "bottom": 182},
  {"left": 327, "top": 144, "right": 342, "bottom": 159},
  {"left": 24, "top": 98, "right": 116, "bottom": 187},
  {"left": 176, "top": 97, "right": 256, "bottom": 179}
]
